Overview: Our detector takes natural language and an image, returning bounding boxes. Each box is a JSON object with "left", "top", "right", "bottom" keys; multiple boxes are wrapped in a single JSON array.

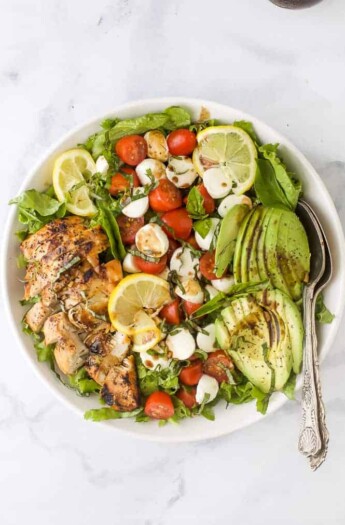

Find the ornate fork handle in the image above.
[{"left": 298, "top": 286, "right": 323, "bottom": 457}]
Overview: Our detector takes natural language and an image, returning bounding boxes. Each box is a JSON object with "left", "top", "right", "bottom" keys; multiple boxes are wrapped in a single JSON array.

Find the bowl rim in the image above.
[{"left": 2, "top": 96, "right": 345, "bottom": 442}]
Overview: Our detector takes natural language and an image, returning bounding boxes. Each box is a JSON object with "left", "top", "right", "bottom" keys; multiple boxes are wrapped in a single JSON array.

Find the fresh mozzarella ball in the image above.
[
  {"left": 170, "top": 246, "right": 199, "bottom": 278},
  {"left": 195, "top": 218, "right": 220, "bottom": 251},
  {"left": 135, "top": 223, "right": 169, "bottom": 258},
  {"left": 123, "top": 253, "right": 141, "bottom": 273},
  {"left": 196, "top": 324, "right": 217, "bottom": 353},
  {"left": 175, "top": 279, "right": 204, "bottom": 304},
  {"left": 166, "top": 156, "right": 198, "bottom": 188},
  {"left": 211, "top": 276, "right": 235, "bottom": 293},
  {"left": 196, "top": 374, "right": 219, "bottom": 404},
  {"left": 166, "top": 328, "right": 196, "bottom": 360},
  {"left": 136, "top": 159, "right": 166, "bottom": 186},
  {"left": 95, "top": 155, "right": 109, "bottom": 175},
  {"left": 122, "top": 188, "right": 149, "bottom": 218},
  {"left": 144, "top": 130, "right": 169, "bottom": 162},
  {"left": 203, "top": 168, "right": 232, "bottom": 198},
  {"left": 205, "top": 285, "right": 219, "bottom": 300},
  {"left": 218, "top": 194, "right": 252, "bottom": 218},
  {"left": 158, "top": 267, "right": 170, "bottom": 280},
  {"left": 140, "top": 349, "right": 171, "bottom": 371}
]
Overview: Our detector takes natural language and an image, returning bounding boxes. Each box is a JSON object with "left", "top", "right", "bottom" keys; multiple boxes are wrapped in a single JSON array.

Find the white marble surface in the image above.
[{"left": 1, "top": 0, "right": 345, "bottom": 523}]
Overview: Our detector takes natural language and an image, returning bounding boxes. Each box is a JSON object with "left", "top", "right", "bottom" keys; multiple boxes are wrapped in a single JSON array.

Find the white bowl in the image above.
[{"left": 2, "top": 98, "right": 345, "bottom": 442}]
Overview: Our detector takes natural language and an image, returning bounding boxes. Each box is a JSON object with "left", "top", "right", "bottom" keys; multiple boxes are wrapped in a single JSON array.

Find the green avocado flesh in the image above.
[
  {"left": 216, "top": 289, "right": 303, "bottom": 392},
  {"left": 234, "top": 205, "right": 310, "bottom": 301}
]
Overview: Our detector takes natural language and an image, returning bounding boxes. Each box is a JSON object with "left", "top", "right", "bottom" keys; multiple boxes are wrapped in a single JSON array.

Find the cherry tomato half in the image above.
[
  {"left": 109, "top": 167, "right": 140, "bottom": 195},
  {"left": 149, "top": 179, "right": 182, "bottom": 212},
  {"left": 179, "top": 360, "right": 203, "bottom": 386},
  {"left": 160, "top": 298, "right": 181, "bottom": 325},
  {"left": 133, "top": 254, "right": 167, "bottom": 275},
  {"left": 183, "top": 300, "right": 203, "bottom": 317},
  {"left": 116, "top": 215, "right": 144, "bottom": 245},
  {"left": 176, "top": 387, "right": 197, "bottom": 409},
  {"left": 203, "top": 350, "right": 234, "bottom": 383},
  {"left": 167, "top": 129, "right": 197, "bottom": 156},
  {"left": 186, "top": 234, "right": 200, "bottom": 250},
  {"left": 144, "top": 391, "right": 175, "bottom": 419},
  {"left": 115, "top": 135, "right": 147, "bottom": 166},
  {"left": 196, "top": 183, "right": 215, "bottom": 214},
  {"left": 199, "top": 251, "right": 225, "bottom": 281},
  {"left": 161, "top": 208, "right": 193, "bottom": 240}
]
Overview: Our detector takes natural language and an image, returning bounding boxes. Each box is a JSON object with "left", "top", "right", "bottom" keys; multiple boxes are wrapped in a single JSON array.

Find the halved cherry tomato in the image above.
[
  {"left": 167, "top": 238, "right": 180, "bottom": 262},
  {"left": 133, "top": 254, "right": 167, "bottom": 275},
  {"left": 167, "top": 129, "right": 197, "bottom": 156},
  {"left": 161, "top": 208, "right": 193, "bottom": 240},
  {"left": 144, "top": 391, "right": 175, "bottom": 419},
  {"left": 196, "top": 183, "right": 215, "bottom": 214},
  {"left": 199, "top": 251, "right": 225, "bottom": 281},
  {"left": 179, "top": 360, "right": 203, "bottom": 386},
  {"left": 183, "top": 300, "right": 203, "bottom": 317},
  {"left": 115, "top": 135, "right": 147, "bottom": 166},
  {"left": 149, "top": 179, "right": 182, "bottom": 212},
  {"left": 116, "top": 215, "right": 144, "bottom": 245},
  {"left": 160, "top": 298, "right": 181, "bottom": 325},
  {"left": 203, "top": 350, "right": 234, "bottom": 383},
  {"left": 186, "top": 234, "right": 199, "bottom": 250},
  {"left": 109, "top": 167, "right": 140, "bottom": 195},
  {"left": 176, "top": 386, "right": 197, "bottom": 409}
]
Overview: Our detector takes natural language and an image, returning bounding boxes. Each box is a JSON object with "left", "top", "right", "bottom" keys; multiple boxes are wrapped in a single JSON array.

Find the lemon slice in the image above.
[
  {"left": 131, "top": 311, "right": 162, "bottom": 352},
  {"left": 53, "top": 148, "right": 97, "bottom": 217},
  {"left": 192, "top": 126, "right": 257, "bottom": 195},
  {"left": 108, "top": 273, "right": 171, "bottom": 335}
]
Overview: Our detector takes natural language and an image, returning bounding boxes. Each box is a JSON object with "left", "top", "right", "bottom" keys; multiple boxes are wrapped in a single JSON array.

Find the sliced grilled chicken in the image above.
[
  {"left": 25, "top": 301, "right": 57, "bottom": 333},
  {"left": 22, "top": 217, "right": 108, "bottom": 299},
  {"left": 101, "top": 355, "right": 140, "bottom": 411},
  {"left": 43, "top": 312, "right": 88, "bottom": 375},
  {"left": 85, "top": 332, "right": 131, "bottom": 384}
]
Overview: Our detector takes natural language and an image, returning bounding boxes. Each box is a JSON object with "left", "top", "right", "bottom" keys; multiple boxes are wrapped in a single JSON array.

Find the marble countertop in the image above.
[{"left": 1, "top": 0, "right": 345, "bottom": 523}]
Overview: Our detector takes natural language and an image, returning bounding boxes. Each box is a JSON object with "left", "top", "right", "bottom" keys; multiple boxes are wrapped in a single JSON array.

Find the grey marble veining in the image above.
[{"left": 1, "top": 0, "right": 345, "bottom": 524}]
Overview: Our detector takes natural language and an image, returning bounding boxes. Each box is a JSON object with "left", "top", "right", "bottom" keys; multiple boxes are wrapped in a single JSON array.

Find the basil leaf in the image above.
[
  {"left": 193, "top": 218, "right": 212, "bottom": 239},
  {"left": 186, "top": 186, "right": 207, "bottom": 219},
  {"left": 315, "top": 293, "right": 335, "bottom": 324},
  {"left": 255, "top": 159, "right": 291, "bottom": 210},
  {"left": 94, "top": 204, "right": 126, "bottom": 260},
  {"left": 259, "top": 144, "right": 301, "bottom": 209},
  {"left": 192, "top": 293, "right": 226, "bottom": 318}
]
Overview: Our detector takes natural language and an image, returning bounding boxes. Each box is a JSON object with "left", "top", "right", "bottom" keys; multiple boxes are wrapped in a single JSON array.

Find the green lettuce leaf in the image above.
[
  {"left": 136, "top": 355, "right": 182, "bottom": 396},
  {"left": 255, "top": 158, "right": 292, "bottom": 210},
  {"left": 68, "top": 367, "right": 100, "bottom": 395},
  {"left": 315, "top": 293, "right": 335, "bottom": 324},
  {"left": 84, "top": 407, "right": 143, "bottom": 421},
  {"left": 233, "top": 120, "right": 260, "bottom": 144},
  {"left": 259, "top": 144, "right": 301, "bottom": 209},
  {"left": 10, "top": 189, "right": 66, "bottom": 234},
  {"left": 283, "top": 373, "right": 296, "bottom": 400},
  {"left": 219, "top": 379, "right": 270, "bottom": 414}
]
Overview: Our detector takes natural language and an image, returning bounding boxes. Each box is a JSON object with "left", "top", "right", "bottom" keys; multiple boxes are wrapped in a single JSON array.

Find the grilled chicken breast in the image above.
[{"left": 101, "top": 355, "right": 140, "bottom": 411}]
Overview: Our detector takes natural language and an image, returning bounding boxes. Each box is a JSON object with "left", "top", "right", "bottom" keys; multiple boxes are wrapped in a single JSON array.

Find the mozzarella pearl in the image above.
[
  {"left": 144, "top": 130, "right": 169, "bottom": 162},
  {"left": 196, "top": 324, "right": 217, "bottom": 353},
  {"left": 136, "top": 158, "right": 167, "bottom": 186},
  {"left": 203, "top": 168, "right": 232, "bottom": 198},
  {"left": 166, "top": 328, "right": 196, "bottom": 360},
  {"left": 123, "top": 253, "right": 141, "bottom": 273},
  {"left": 166, "top": 156, "right": 198, "bottom": 188},
  {"left": 175, "top": 279, "right": 204, "bottom": 304},
  {"left": 218, "top": 194, "right": 252, "bottom": 218},
  {"left": 194, "top": 218, "right": 220, "bottom": 251},
  {"left": 211, "top": 276, "right": 235, "bottom": 293},
  {"left": 95, "top": 155, "right": 109, "bottom": 175},
  {"left": 135, "top": 223, "right": 169, "bottom": 258},
  {"left": 122, "top": 188, "right": 149, "bottom": 218},
  {"left": 169, "top": 246, "right": 199, "bottom": 278},
  {"left": 140, "top": 349, "right": 171, "bottom": 371},
  {"left": 196, "top": 374, "right": 219, "bottom": 404},
  {"left": 205, "top": 285, "right": 219, "bottom": 300}
]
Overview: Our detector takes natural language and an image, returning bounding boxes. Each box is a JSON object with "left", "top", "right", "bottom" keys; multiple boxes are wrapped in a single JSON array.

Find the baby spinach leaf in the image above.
[{"left": 186, "top": 186, "right": 207, "bottom": 219}]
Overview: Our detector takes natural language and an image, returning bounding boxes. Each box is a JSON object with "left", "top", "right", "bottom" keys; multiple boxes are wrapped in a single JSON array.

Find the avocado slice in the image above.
[
  {"left": 275, "top": 211, "right": 302, "bottom": 300},
  {"left": 215, "top": 318, "right": 231, "bottom": 350},
  {"left": 256, "top": 207, "right": 273, "bottom": 282},
  {"left": 247, "top": 207, "right": 269, "bottom": 282},
  {"left": 215, "top": 204, "right": 250, "bottom": 278},
  {"left": 233, "top": 209, "right": 255, "bottom": 283},
  {"left": 265, "top": 308, "right": 293, "bottom": 390},
  {"left": 239, "top": 207, "right": 263, "bottom": 283},
  {"left": 255, "top": 289, "right": 304, "bottom": 374}
]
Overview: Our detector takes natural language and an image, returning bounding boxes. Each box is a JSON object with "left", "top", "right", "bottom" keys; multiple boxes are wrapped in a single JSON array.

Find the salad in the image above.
[{"left": 11, "top": 105, "right": 334, "bottom": 424}]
